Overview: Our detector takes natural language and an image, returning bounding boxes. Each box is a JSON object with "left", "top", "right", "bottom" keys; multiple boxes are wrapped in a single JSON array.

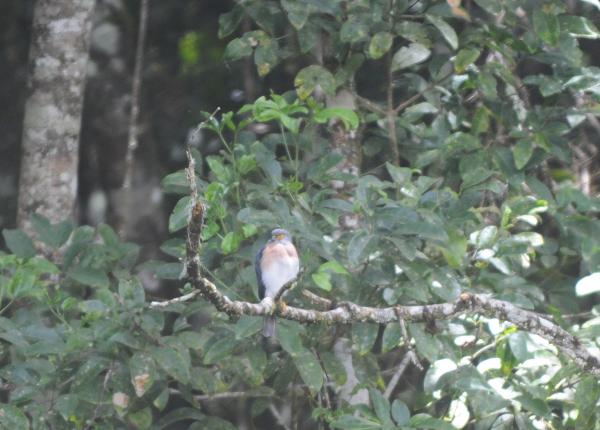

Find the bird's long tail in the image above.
[{"left": 263, "top": 316, "right": 276, "bottom": 338}]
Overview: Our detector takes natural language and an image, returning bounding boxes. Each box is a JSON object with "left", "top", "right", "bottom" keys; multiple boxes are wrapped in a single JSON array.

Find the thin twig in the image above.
[
  {"left": 394, "top": 71, "right": 453, "bottom": 114},
  {"left": 169, "top": 388, "right": 274, "bottom": 401},
  {"left": 122, "top": 0, "right": 149, "bottom": 189},
  {"left": 353, "top": 92, "right": 386, "bottom": 115},
  {"left": 149, "top": 289, "right": 203, "bottom": 308},
  {"left": 302, "top": 290, "right": 332, "bottom": 308},
  {"left": 395, "top": 312, "right": 423, "bottom": 370},
  {"left": 383, "top": 351, "right": 414, "bottom": 399},
  {"left": 274, "top": 269, "right": 304, "bottom": 302},
  {"left": 269, "top": 404, "right": 292, "bottom": 430}
]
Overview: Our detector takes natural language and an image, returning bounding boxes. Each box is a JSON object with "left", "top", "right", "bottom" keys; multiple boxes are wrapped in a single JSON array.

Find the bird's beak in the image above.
[{"left": 275, "top": 234, "right": 286, "bottom": 241}]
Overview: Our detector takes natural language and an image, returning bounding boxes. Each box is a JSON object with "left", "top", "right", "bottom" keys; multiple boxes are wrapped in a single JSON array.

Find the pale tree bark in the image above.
[{"left": 17, "top": 0, "right": 95, "bottom": 235}]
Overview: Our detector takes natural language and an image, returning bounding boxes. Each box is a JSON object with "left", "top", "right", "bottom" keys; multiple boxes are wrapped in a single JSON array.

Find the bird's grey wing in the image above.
[{"left": 255, "top": 245, "right": 266, "bottom": 300}]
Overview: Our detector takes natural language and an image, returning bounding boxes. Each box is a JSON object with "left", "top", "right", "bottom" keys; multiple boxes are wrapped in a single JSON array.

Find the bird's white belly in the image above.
[{"left": 262, "top": 257, "right": 299, "bottom": 298}]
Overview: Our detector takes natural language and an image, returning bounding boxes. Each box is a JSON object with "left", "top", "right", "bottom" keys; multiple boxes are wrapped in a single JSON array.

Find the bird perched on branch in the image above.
[{"left": 255, "top": 228, "right": 300, "bottom": 337}]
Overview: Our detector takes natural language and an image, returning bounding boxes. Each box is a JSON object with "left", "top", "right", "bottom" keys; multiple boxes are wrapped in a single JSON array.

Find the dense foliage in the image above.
[{"left": 2, "top": 0, "right": 600, "bottom": 428}]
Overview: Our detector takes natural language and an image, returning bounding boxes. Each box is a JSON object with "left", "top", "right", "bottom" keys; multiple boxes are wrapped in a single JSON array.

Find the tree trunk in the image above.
[
  {"left": 17, "top": 0, "right": 95, "bottom": 234},
  {"left": 326, "top": 89, "right": 370, "bottom": 407}
]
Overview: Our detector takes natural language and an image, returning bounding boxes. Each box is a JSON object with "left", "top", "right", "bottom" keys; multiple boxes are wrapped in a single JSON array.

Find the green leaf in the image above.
[
  {"left": 408, "top": 413, "right": 457, "bottom": 429},
  {"left": 179, "top": 32, "right": 200, "bottom": 67},
  {"left": 368, "top": 32, "right": 394, "bottom": 59},
  {"left": 426, "top": 15, "right": 458, "bottom": 50},
  {"left": 218, "top": 6, "right": 243, "bottom": 38},
  {"left": 331, "top": 415, "right": 381, "bottom": 429},
  {"left": 224, "top": 37, "right": 252, "bottom": 61},
  {"left": 297, "top": 21, "right": 319, "bottom": 53},
  {"left": 128, "top": 407, "right": 153, "bottom": 429},
  {"left": 370, "top": 389, "right": 392, "bottom": 425},
  {"left": 386, "top": 163, "right": 413, "bottom": 185},
  {"left": 319, "top": 260, "right": 349, "bottom": 275},
  {"left": 575, "top": 375, "right": 600, "bottom": 416},
  {"left": 313, "top": 107, "right": 359, "bottom": 130},
  {"left": 533, "top": 10, "right": 560, "bottom": 46},
  {"left": 348, "top": 231, "right": 374, "bottom": 266},
  {"left": 471, "top": 106, "right": 490, "bottom": 134},
  {"left": 478, "top": 72, "right": 497, "bottom": 99},
  {"left": 391, "top": 43, "right": 431, "bottom": 71},
  {"left": 278, "top": 322, "right": 305, "bottom": 356},
  {"left": 340, "top": 17, "right": 369, "bottom": 43},
  {"left": 221, "top": 231, "right": 243, "bottom": 255},
  {"left": 251, "top": 142, "right": 282, "bottom": 185},
  {"left": 0, "top": 404, "right": 29, "bottom": 429},
  {"left": 2, "top": 229, "right": 36, "bottom": 259},
  {"left": 473, "top": 0, "right": 501, "bottom": 14},
  {"left": 293, "top": 349, "right": 324, "bottom": 392},
  {"left": 312, "top": 271, "right": 332, "bottom": 291},
  {"left": 129, "top": 352, "right": 156, "bottom": 397},
  {"left": 30, "top": 214, "right": 73, "bottom": 249},
  {"left": 392, "top": 399, "right": 411, "bottom": 425},
  {"left": 191, "top": 417, "right": 237, "bottom": 430},
  {"left": 206, "top": 156, "right": 232, "bottom": 183},
  {"left": 575, "top": 273, "right": 600, "bottom": 296},
  {"left": 169, "top": 196, "right": 192, "bottom": 233},
  {"left": 234, "top": 316, "right": 263, "bottom": 339},
  {"left": 352, "top": 323, "right": 378, "bottom": 354},
  {"left": 56, "top": 394, "right": 79, "bottom": 422},
  {"left": 119, "top": 278, "right": 145, "bottom": 306},
  {"left": 320, "top": 351, "right": 347, "bottom": 385},
  {"left": 178, "top": 331, "right": 205, "bottom": 350},
  {"left": 69, "top": 265, "right": 110, "bottom": 288},
  {"left": 382, "top": 324, "right": 402, "bottom": 352},
  {"left": 156, "top": 407, "right": 206, "bottom": 428},
  {"left": 151, "top": 346, "right": 191, "bottom": 383},
  {"left": 238, "top": 154, "right": 257, "bottom": 175},
  {"left": 440, "top": 229, "right": 467, "bottom": 269},
  {"left": 281, "top": 0, "right": 310, "bottom": 29},
  {"left": 560, "top": 15, "right": 600, "bottom": 39},
  {"left": 470, "top": 225, "right": 498, "bottom": 248},
  {"left": 154, "top": 388, "right": 169, "bottom": 411},
  {"left": 79, "top": 299, "right": 109, "bottom": 316},
  {"left": 203, "top": 334, "right": 237, "bottom": 365},
  {"left": 454, "top": 47, "right": 480, "bottom": 72},
  {"left": 295, "top": 65, "right": 336, "bottom": 99},
  {"left": 394, "top": 21, "right": 431, "bottom": 47},
  {"left": 162, "top": 170, "right": 192, "bottom": 194},
  {"left": 513, "top": 139, "right": 534, "bottom": 170},
  {"left": 254, "top": 40, "right": 279, "bottom": 77}
]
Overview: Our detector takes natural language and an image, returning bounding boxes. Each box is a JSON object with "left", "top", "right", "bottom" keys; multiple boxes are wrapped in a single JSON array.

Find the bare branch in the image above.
[
  {"left": 384, "top": 351, "right": 415, "bottom": 399},
  {"left": 353, "top": 92, "right": 386, "bottom": 115},
  {"left": 149, "top": 289, "right": 203, "bottom": 308},
  {"left": 302, "top": 290, "right": 332, "bottom": 308},
  {"left": 168, "top": 388, "right": 274, "bottom": 401},
  {"left": 394, "top": 71, "right": 453, "bottom": 113}
]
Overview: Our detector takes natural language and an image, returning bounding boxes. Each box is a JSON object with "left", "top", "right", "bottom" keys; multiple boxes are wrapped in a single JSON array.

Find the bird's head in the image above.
[{"left": 271, "top": 228, "right": 292, "bottom": 242}]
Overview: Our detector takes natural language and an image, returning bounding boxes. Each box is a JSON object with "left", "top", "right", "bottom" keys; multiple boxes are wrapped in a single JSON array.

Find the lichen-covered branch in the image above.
[
  {"left": 148, "top": 152, "right": 600, "bottom": 378},
  {"left": 154, "top": 273, "right": 600, "bottom": 376}
]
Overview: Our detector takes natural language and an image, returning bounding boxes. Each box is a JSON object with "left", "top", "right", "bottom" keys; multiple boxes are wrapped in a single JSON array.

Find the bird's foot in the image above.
[{"left": 276, "top": 300, "right": 288, "bottom": 313}]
